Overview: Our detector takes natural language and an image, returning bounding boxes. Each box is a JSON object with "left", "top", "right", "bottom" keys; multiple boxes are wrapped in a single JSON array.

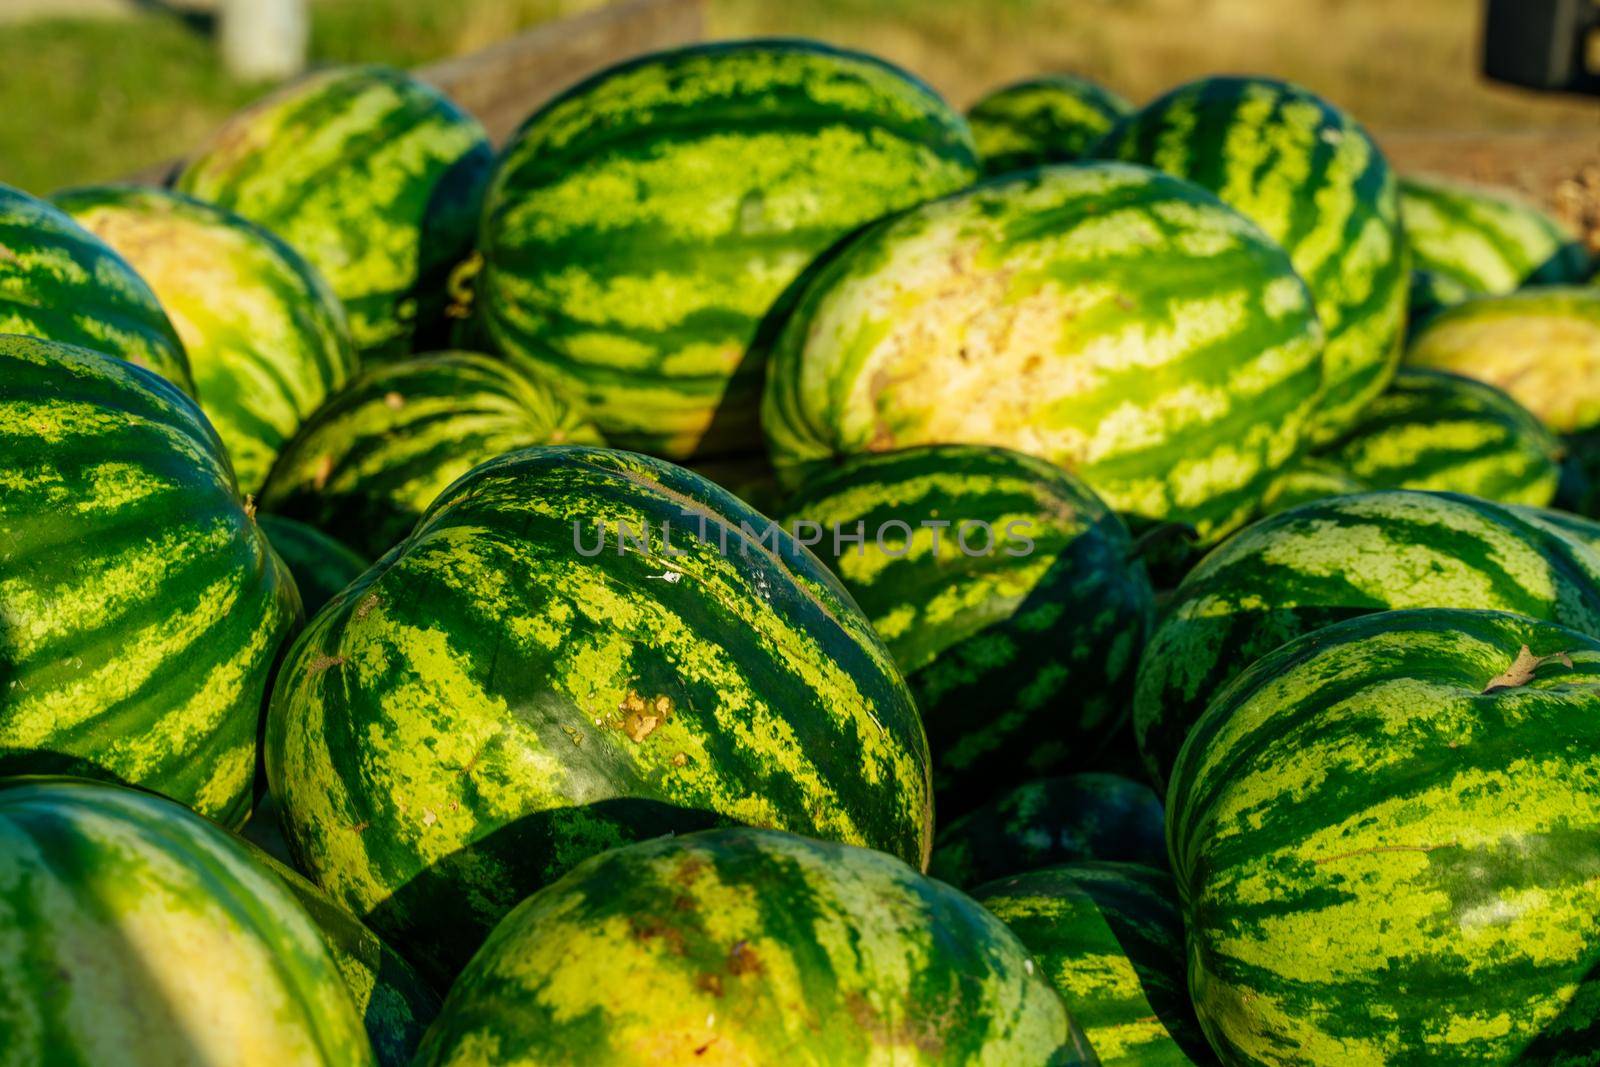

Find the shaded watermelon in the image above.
[
  {"left": 264, "top": 446, "right": 931, "bottom": 981},
  {"left": 55, "top": 184, "right": 359, "bottom": 494},
  {"left": 0, "top": 181, "right": 191, "bottom": 393},
  {"left": 1313, "top": 367, "right": 1561, "bottom": 507},
  {"left": 416, "top": 827, "right": 1094, "bottom": 1065},
  {"left": 259, "top": 351, "right": 602, "bottom": 558},
  {"left": 1400, "top": 175, "right": 1591, "bottom": 299},
  {"left": 0, "top": 777, "right": 373, "bottom": 1065},
  {"left": 967, "top": 75, "right": 1132, "bottom": 175},
  {"left": 248, "top": 843, "right": 441, "bottom": 1067},
  {"left": 476, "top": 39, "right": 981, "bottom": 459},
  {"left": 257, "top": 514, "right": 369, "bottom": 616},
  {"left": 1260, "top": 458, "right": 1368, "bottom": 516},
  {"left": 1091, "top": 76, "right": 1408, "bottom": 442},
  {"left": 1405, "top": 285, "right": 1600, "bottom": 434},
  {"left": 176, "top": 66, "right": 493, "bottom": 360},
  {"left": 762, "top": 163, "right": 1325, "bottom": 542},
  {"left": 1169, "top": 608, "right": 1600, "bottom": 1063},
  {"left": 0, "top": 334, "right": 299, "bottom": 826},
  {"left": 1134, "top": 490, "right": 1600, "bottom": 788},
  {"left": 929, "top": 774, "right": 1167, "bottom": 888},
  {"left": 974, "top": 862, "right": 1213, "bottom": 1065},
  {"left": 782, "top": 445, "right": 1153, "bottom": 812}
]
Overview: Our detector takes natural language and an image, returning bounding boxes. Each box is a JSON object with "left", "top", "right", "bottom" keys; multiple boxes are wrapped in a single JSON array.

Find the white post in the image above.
[{"left": 219, "top": 0, "right": 308, "bottom": 81}]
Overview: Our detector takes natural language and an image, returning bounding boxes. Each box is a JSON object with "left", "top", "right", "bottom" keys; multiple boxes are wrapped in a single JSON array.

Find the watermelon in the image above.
[
  {"left": 1134, "top": 489, "right": 1600, "bottom": 789},
  {"left": 967, "top": 75, "right": 1133, "bottom": 175},
  {"left": 0, "top": 777, "right": 373, "bottom": 1065},
  {"left": 781, "top": 444, "right": 1153, "bottom": 811},
  {"left": 415, "top": 826, "right": 1094, "bottom": 1065},
  {"left": 248, "top": 844, "right": 441, "bottom": 1067},
  {"left": 1512, "top": 504, "right": 1600, "bottom": 556},
  {"left": 1400, "top": 175, "right": 1591, "bottom": 298},
  {"left": 1406, "top": 268, "right": 1474, "bottom": 333},
  {"left": 1090, "top": 76, "right": 1408, "bottom": 442},
  {"left": 1313, "top": 367, "right": 1560, "bottom": 507},
  {"left": 55, "top": 184, "right": 359, "bottom": 494},
  {"left": 929, "top": 773, "right": 1167, "bottom": 888},
  {"left": 1259, "top": 458, "right": 1367, "bottom": 515},
  {"left": 476, "top": 39, "right": 981, "bottom": 459},
  {"left": 264, "top": 445, "right": 931, "bottom": 981},
  {"left": 974, "top": 862, "right": 1213, "bottom": 1065},
  {"left": 0, "top": 182, "right": 191, "bottom": 393},
  {"left": 175, "top": 65, "right": 493, "bottom": 360},
  {"left": 1169, "top": 608, "right": 1600, "bottom": 1063},
  {"left": 761, "top": 162, "right": 1325, "bottom": 542},
  {"left": 257, "top": 514, "right": 369, "bottom": 616},
  {"left": 258, "top": 351, "right": 603, "bottom": 558},
  {"left": 1406, "top": 285, "right": 1600, "bottom": 434},
  {"left": 0, "top": 335, "right": 300, "bottom": 826}
]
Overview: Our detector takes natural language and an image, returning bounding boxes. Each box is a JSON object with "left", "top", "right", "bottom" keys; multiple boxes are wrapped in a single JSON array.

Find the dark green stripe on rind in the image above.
[
  {"left": 477, "top": 38, "right": 981, "bottom": 459},
  {"left": 968, "top": 75, "right": 1133, "bottom": 176},
  {"left": 416, "top": 827, "right": 1093, "bottom": 1065},
  {"left": 1400, "top": 175, "right": 1591, "bottom": 297},
  {"left": 1091, "top": 76, "right": 1408, "bottom": 443},
  {"left": 247, "top": 842, "right": 440, "bottom": 1067},
  {"left": 782, "top": 445, "right": 1153, "bottom": 813},
  {"left": 264, "top": 446, "right": 932, "bottom": 982},
  {"left": 0, "top": 335, "right": 300, "bottom": 826},
  {"left": 175, "top": 65, "right": 493, "bottom": 360},
  {"left": 1314, "top": 367, "right": 1560, "bottom": 507},
  {"left": 0, "top": 778, "right": 373, "bottom": 1064},
  {"left": 1134, "top": 489, "right": 1600, "bottom": 789},
  {"left": 1405, "top": 285, "right": 1600, "bottom": 435},
  {"left": 259, "top": 351, "right": 604, "bottom": 559},
  {"left": 930, "top": 773, "right": 1167, "bottom": 888},
  {"left": 258, "top": 514, "right": 369, "bottom": 616},
  {"left": 55, "top": 184, "right": 359, "bottom": 495},
  {"left": 1168, "top": 609, "right": 1600, "bottom": 1064},
  {"left": 975, "top": 862, "right": 1213, "bottom": 1065},
  {"left": 0, "top": 182, "right": 192, "bottom": 394},
  {"left": 761, "top": 162, "right": 1325, "bottom": 542}
]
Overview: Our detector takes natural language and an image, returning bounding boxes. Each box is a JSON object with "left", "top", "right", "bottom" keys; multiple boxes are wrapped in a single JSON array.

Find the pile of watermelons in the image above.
[{"left": 3, "top": 36, "right": 1600, "bottom": 1066}]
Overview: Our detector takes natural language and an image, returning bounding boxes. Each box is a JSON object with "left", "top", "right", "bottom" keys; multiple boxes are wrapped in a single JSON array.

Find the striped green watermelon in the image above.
[
  {"left": 259, "top": 351, "right": 602, "bottom": 558},
  {"left": 264, "top": 445, "right": 931, "bottom": 981},
  {"left": 476, "top": 39, "right": 981, "bottom": 459},
  {"left": 1313, "top": 367, "right": 1560, "bottom": 506},
  {"left": 1406, "top": 268, "right": 1474, "bottom": 333},
  {"left": 55, "top": 184, "right": 359, "bottom": 495},
  {"left": 967, "top": 75, "right": 1132, "bottom": 175},
  {"left": 1512, "top": 503, "right": 1600, "bottom": 555},
  {"left": 257, "top": 514, "right": 369, "bottom": 616},
  {"left": 1169, "top": 608, "right": 1600, "bottom": 1063},
  {"left": 1090, "top": 76, "right": 1408, "bottom": 443},
  {"left": 930, "top": 773, "right": 1167, "bottom": 888},
  {"left": 248, "top": 843, "right": 440, "bottom": 1067},
  {"left": 175, "top": 65, "right": 493, "bottom": 360},
  {"left": 974, "top": 862, "right": 1212, "bottom": 1065},
  {"left": 781, "top": 445, "right": 1153, "bottom": 812},
  {"left": 0, "top": 182, "right": 192, "bottom": 393},
  {"left": 0, "top": 777, "right": 373, "bottom": 1065},
  {"left": 1400, "top": 175, "right": 1591, "bottom": 299},
  {"left": 1134, "top": 489, "right": 1600, "bottom": 789},
  {"left": 1406, "top": 285, "right": 1600, "bottom": 434},
  {"left": 762, "top": 163, "right": 1325, "bottom": 542},
  {"left": 1260, "top": 458, "right": 1367, "bottom": 515},
  {"left": 0, "top": 334, "right": 300, "bottom": 826},
  {"left": 416, "top": 826, "right": 1094, "bottom": 1065}
]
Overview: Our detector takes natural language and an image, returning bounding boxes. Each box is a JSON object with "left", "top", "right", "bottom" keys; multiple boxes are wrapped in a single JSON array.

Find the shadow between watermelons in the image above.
[{"left": 362, "top": 796, "right": 735, "bottom": 986}]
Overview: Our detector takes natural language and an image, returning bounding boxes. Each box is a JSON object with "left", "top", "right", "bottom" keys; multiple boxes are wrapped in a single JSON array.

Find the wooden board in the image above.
[{"left": 1380, "top": 129, "right": 1600, "bottom": 254}]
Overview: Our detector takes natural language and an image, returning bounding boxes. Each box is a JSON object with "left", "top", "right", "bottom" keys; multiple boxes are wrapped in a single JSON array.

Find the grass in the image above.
[{"left": 2, "top": 0, "right": 1596, "bottom": 194}]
